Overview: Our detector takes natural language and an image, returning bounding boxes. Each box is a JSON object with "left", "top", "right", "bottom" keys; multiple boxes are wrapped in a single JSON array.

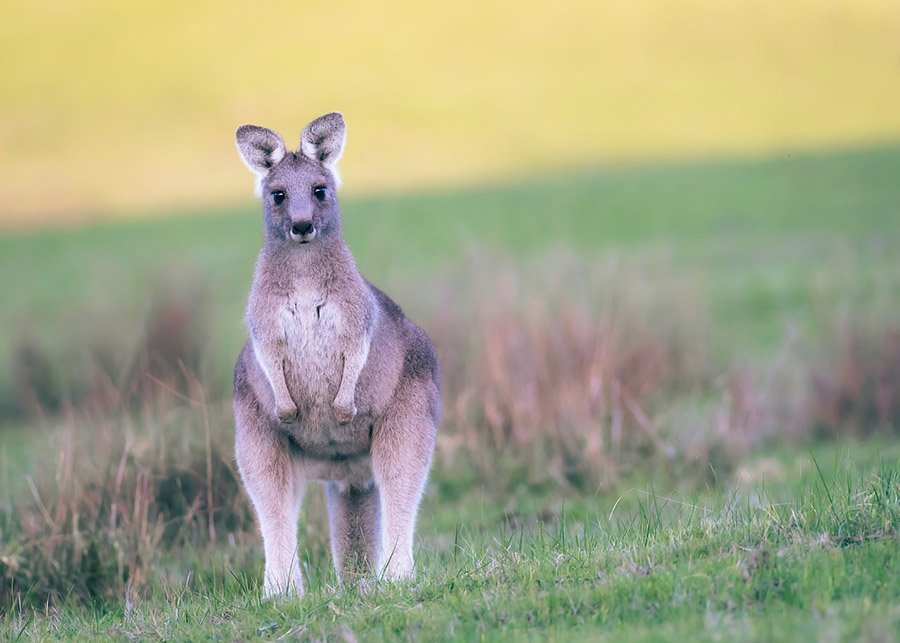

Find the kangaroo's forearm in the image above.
[
  {"left": 251, "top": 331, "right": 293, "bottom": 407},
  {"left": 336, "top": 334, "right": 370, "bottom": 403}
]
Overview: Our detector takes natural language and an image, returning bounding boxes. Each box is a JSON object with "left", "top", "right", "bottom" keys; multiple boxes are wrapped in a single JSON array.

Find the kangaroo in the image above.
[{"left": 232, "top": 113, "right": 440, "bottom": 597}]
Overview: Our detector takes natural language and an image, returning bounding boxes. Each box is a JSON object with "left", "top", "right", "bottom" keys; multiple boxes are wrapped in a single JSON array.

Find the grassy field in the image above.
[
  {"left": 1, "top": 144, "right": 899, "bottom": 639},
  {"left": 4, "top": 444, "right": 899, "bottom": 640}
]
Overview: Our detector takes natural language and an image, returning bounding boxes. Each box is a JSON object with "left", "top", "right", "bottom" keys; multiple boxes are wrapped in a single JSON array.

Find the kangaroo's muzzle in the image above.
[{"left": 290, "top": 221, "right": 316, "bottom": 243}]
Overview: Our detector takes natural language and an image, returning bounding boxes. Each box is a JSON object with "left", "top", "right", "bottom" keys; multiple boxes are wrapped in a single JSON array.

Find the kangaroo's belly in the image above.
[{"left": 276, "top": 292, "right": 372, "bottom": 465}]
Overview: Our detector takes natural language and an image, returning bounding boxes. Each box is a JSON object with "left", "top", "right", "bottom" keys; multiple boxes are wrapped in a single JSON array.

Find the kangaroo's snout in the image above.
[
  {"left": 292, "top": 221, "right": 314, "bottom": 235},
  {"left": 290, "top": 220, "right": 316, "bottom": 243}
]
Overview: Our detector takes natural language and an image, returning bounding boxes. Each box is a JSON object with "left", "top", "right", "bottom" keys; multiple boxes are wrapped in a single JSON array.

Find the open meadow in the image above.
[{"left": 1, "top": 143, "right": 899, "bottom": 639}]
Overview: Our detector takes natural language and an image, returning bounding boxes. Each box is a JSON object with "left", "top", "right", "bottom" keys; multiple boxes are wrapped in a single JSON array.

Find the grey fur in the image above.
[
  {"left": 233, "top": 113, "right": 440, "bottom": 597},
  {"left": 299, "top": 112, "right": 345, "bottom": 169},
  {"left": 236, "top": 125, "right": 286, "bottom": 173}
]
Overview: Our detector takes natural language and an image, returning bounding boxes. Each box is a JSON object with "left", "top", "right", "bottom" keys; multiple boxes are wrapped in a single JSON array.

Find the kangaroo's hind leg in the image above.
[
  {"left": 371, "top": 378, "right": 439, "bottom": 580},
  {"left": 235, "top": 390, "right": 306, "bottom": 597},
  {"left": 325, "top": 481, "right": 381, "bottom": 586}
]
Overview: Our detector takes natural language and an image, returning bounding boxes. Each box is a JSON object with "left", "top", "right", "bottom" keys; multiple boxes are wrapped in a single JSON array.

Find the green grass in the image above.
[
  {"left": 1, "top": 145, "right": 899, "bottom": 639},
  {"left": 3, "top": 445, "right": 898, "bottom": 640}
]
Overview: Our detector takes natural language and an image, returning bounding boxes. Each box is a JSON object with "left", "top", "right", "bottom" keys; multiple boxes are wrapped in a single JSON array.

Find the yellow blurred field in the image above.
[{"left": 1, "top": 0, "right": 898, "bottom": 227}]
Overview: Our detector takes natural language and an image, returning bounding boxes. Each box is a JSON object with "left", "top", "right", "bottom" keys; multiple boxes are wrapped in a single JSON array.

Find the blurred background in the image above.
[
  {"left": 2, "top": 0, "right": 898, "bottom": 225},
  {"left": 1, "top": 0, "right": 899, "bottom": 614}
]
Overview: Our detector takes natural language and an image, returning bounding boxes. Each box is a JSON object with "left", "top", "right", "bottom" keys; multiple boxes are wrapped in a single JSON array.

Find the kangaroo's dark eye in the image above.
[
  {"left": 313, "top": 185, "right": 327, "bottom": 201},
  {"left": 271, "top": 190, "right": 285, "bottom": 205}
]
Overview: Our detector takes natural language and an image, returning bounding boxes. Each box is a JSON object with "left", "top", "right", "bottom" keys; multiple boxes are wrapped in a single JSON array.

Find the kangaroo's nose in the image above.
[{"left": 291, "top": 221, "right": 314, "bottom": 236}]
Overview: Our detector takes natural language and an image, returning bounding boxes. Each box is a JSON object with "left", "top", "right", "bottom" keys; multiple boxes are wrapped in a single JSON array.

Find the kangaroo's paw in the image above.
[
  {"left": 333, "top": 400, "right": 357, "bottom": 425},
  {"left": 275, "top": 401, "right": 299, "bottom": 424}
]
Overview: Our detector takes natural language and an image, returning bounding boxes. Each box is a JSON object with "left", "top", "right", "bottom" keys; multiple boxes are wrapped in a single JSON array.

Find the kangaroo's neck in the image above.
[{"left": 259, "top": 230, "right": 359, "bottom": 286}]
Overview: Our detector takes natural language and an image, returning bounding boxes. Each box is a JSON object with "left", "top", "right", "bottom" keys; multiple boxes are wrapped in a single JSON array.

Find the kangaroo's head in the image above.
[{"left": 236, "top": 113, "right": 346, "bottom": 245}]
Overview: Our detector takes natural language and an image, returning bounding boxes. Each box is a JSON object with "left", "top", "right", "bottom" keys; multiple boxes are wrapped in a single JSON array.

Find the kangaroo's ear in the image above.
[
  {"left": 299, "top": 112, "right": 346, "bottom": 183},
  {"left": 235, "top": 125, "right": 286, "bottom": 176}
]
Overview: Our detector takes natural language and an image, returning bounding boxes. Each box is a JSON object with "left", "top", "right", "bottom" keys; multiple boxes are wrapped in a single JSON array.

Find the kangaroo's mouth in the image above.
[{"left": 289, "top": 223, "right": 317, "bottom": 243}]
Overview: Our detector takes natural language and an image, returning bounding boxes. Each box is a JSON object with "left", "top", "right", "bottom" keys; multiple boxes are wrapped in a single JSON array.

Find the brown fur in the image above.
[{"left": 233, "top": 113, "right": 440, "bottom": 596}]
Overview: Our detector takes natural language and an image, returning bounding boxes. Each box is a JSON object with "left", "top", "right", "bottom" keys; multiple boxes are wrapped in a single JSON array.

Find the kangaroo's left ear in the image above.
[{"left": 299, "top": 112, "right": 346, "bottom": 186}]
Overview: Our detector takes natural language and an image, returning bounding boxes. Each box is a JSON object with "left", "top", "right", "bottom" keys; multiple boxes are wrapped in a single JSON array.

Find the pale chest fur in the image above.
[{"left": 276, "top": 284, "right": 345, "bottom": 405}]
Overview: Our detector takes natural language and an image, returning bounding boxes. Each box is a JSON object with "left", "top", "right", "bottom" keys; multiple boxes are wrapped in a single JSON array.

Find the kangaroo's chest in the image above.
[{"left": 279, "top": 288, "right": 343, "bottom": 374}]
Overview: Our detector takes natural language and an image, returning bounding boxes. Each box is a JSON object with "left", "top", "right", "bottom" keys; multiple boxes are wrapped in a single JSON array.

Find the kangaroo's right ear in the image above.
[{"left": 235, "top": 125, "right": 286, "bottom": 178}]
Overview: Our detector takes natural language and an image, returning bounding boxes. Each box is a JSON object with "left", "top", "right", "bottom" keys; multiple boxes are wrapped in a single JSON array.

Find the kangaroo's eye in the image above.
[
  {"left": 313, "top": 185, "right": 327, "bottom": 201},
  {"left": 271, "top": 190, "right": 286, "bottom": 205}
]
